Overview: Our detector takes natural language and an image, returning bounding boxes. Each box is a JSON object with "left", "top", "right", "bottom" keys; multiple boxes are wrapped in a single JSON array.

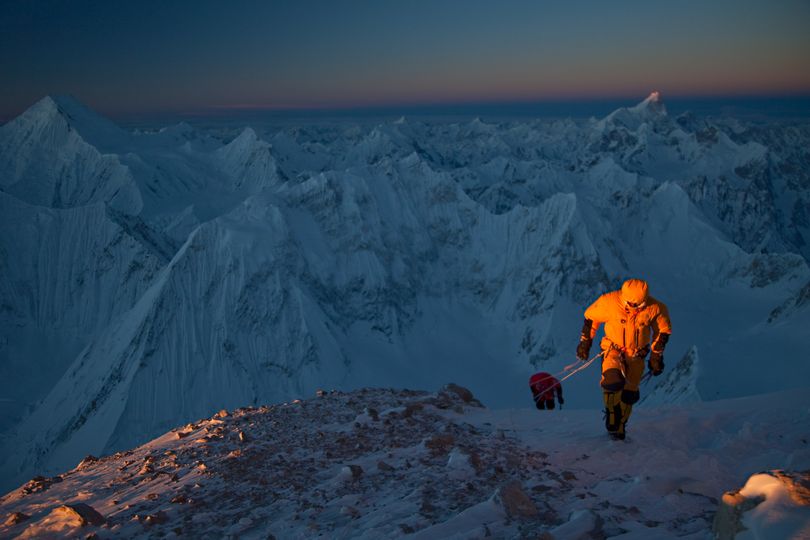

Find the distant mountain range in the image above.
[{"left": 1, "top": 93, "right": 808, "bottom": 492}]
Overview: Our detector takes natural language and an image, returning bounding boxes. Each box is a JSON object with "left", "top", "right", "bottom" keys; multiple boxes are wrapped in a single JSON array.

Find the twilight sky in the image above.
[{"left": 2, "top": 0, "right": 809, "bottom": 119}]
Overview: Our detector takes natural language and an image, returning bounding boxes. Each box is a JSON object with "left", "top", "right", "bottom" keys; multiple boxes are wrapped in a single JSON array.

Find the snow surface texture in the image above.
[
  {"left": 1, "top": 385, "right": 809, "bottom": 539},
  {"left": 1, "top": 93, "right": 809, "bottom": 493}
]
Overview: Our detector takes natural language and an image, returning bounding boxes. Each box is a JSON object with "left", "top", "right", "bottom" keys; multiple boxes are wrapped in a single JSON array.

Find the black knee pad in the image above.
[
  {"left": 601, "top": 368, "right": 625, "bottom": 392},
  {"left": 621, "top": 389, "right": 639, "bottom": 404},
  {"left": 545, "top": 400, "right": 555, "bottom": 410}
]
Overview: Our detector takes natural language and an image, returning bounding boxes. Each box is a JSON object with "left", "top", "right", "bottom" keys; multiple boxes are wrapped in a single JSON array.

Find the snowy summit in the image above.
[{"left": 644, "top": 90, "right": 662, "bottom": 105}]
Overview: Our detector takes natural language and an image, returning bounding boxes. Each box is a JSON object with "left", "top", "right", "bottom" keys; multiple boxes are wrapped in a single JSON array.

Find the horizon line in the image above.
[
  {"left": 131, "top": 90, "right": 810, "bottom": 116},
  {"left": 4, "top": 91, "right": 810, "bottom": 124}
]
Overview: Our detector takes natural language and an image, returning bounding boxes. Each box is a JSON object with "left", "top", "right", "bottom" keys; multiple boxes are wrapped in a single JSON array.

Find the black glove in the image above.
[
  {"left": 577, "top": 319, "right": 593, "bottom": 361},
  {"left": 557, "top": 396, "right": 565, "bottom": 405},
  {"left": 576, "top": 339, "right": 592, "bottom": 361},
  {"left": 648, "top": 351, "right": 664, "bottom": 376}
]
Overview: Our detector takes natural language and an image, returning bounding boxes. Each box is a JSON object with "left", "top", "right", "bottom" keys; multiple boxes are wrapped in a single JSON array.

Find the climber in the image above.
[
  {"left": 529, "top": 372, "right": 564, "bottom": 410},
  {"left": 576, "top": 278, "right": 671, "bottom": 440}
]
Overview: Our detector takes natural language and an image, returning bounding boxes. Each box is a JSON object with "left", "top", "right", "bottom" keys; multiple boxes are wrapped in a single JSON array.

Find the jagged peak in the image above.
[
  {"left": 27, "top": 95, "right": 59, "bottom": 114},
  {"left": 645, "top": 90, "right": 663, "bottom": 105},
  {"left": 13, "top": 96, "right": 72, "bottom": 129},
  {"left": 28, "top": 95, "right": 118, "bottom": 127},
  {"left": 7, "top": 94, "right": 128, "bottom": 150},
  {"left": 597, "top": 91, "right": 669, "bottom": 132},
  {"left": 219, "top": 127, "right": 270, "bottom": 155},
  {"left": 629, "top": 90, "right": 667, "bottom": 114},
  {"left": 215, "top": 127, "right": 276, "bottom": 181},
  {"left": 233, "top": 126, "right": 258, "bottom": 142}
]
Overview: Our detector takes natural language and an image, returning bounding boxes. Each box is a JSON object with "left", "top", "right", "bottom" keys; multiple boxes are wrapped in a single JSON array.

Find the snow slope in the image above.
[
  {"left": 1, "top": 93, "right": 809, "bottom": 493},
  {"left": 1, "top": 384, "right": 808, "bottom": 539}
]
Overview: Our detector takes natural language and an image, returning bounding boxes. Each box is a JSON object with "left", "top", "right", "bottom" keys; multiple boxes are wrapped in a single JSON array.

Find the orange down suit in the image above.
[{"left": 584, "top": 285, "right": 672, "bottom": 392}]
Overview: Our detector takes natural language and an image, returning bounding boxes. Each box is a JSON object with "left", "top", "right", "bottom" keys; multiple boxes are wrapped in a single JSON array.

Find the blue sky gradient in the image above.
[{"left": 2, "top": 0, "right": 809, "bottom": 119}]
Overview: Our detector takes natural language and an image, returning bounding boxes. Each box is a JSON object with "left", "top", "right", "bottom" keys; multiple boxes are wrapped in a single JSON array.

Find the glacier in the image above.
[{"left": 0, "top": 93, "right": 808, "bottom": 495}]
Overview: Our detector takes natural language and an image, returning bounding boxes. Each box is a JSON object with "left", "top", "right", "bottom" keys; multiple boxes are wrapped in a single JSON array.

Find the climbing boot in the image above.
[
  {"left": 604, "top": 391, "right": 635, "bottom": 439},
  {"left": 603, "top": 391, "right": 623, "bottom": 434}
]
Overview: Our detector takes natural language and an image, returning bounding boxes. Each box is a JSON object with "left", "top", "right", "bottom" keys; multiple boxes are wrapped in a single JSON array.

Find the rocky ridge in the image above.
[{"left": 0, "top": 386, "right": 571, "bottom": 539}]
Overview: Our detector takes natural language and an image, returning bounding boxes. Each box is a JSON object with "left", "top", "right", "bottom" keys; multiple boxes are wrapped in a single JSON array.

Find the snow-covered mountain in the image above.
[
  {"left": 1, "top": 385, "right": 808, "bottom": 538},
  {"left": 1, "top": 93, "right": 808, "bottom": 494},
  {"left": 0, "top": 96, "right": 140, "bottom": 213}
]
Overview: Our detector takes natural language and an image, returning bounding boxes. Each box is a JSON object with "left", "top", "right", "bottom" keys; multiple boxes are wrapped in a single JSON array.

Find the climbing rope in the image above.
[
  {"left": 556, "top": 350, "right": 604, "bottom": 384},
  {"left": 539, "top": 350, "right": 605, "bottom": 387}
]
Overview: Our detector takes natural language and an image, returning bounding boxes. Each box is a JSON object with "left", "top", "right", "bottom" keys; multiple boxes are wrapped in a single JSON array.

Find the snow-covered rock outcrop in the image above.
[{"left": 713, "top": 470, "right": 810, "bottom": 539}]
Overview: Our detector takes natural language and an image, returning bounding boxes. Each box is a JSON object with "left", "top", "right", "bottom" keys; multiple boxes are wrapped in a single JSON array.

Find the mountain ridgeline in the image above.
[{"left": 0, "top": 93, "right": 808, "bottom": 491}]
